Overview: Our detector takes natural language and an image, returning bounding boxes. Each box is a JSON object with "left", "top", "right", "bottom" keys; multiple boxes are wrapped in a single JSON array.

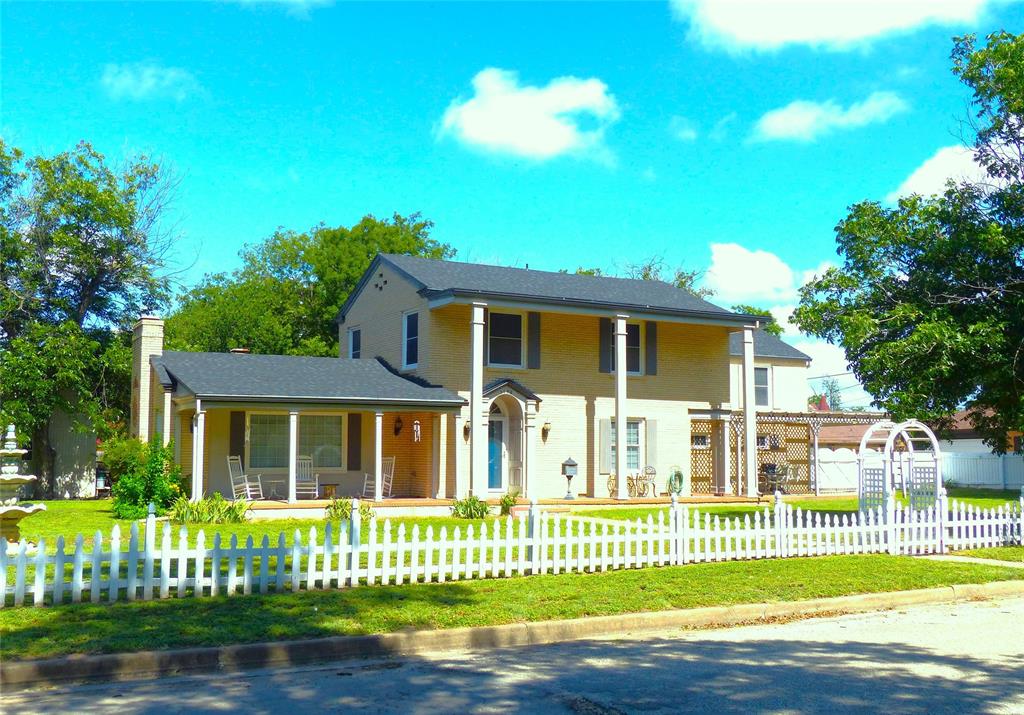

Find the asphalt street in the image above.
[{"left": 4, "top": 597, "right": 1023, "bottom": 714}]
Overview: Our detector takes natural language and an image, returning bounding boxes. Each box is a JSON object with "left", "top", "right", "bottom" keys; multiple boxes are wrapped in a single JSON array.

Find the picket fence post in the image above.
[
  {"left": 527, "top": 498, "right": 538, "bottom": 573},
  {"left": 884, "top": 490, "right": 897, "bottom": 555},
  {"left": 936, "top": 487, "right": 949, "bottom": 553},
  {"left": 349, "top": 498, "right": 361, "bottom": 585},
  {"left": 143, "top": 504, "right": 156, "bottom": 600},
  {"left": 773, "top": 492, "right": 784, "bottom": 558}
]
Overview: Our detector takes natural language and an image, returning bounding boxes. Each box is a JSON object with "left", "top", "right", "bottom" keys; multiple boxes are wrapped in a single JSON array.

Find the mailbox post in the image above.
[{"left": 562, "top": 458, "right": 578, "bottom": 500}]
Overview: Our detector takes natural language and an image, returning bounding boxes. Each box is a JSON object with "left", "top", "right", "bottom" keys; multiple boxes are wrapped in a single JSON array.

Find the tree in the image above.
[
  {"left": 0, "top": 141, "right": 174, "bottom": 493},
  {"left": 731, "top": 304, "right": 782, "bottom": 336},
  {"left": 810, "top": 377, "right": 844, "bottom": 412},
  {"left": 623, "top": 256, "right": 715, "bottom": 298},
  {"left": 793, "top": 32, "right": 1024, "bottom": 451},
  {"left": 166, "top": 213, "right": 454, "bottom": 355}
]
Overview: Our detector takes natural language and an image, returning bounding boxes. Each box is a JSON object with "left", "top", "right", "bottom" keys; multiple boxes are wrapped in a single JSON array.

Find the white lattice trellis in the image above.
[{"left": 858, "top": 419, "right": 943, "bottom": 513}]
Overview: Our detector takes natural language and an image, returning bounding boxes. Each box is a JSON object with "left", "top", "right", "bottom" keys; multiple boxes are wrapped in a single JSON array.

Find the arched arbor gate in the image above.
[{"left": 858, "top": 419, "right": 943, "bottom": 512}]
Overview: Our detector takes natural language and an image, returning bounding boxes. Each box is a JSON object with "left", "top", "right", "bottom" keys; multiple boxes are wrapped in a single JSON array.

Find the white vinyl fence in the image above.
[
  {"left": 943, "top": 453, "right": 1024, "bottom": 490},
  {"left": 3, "top": 494, "right": 1022, "bottom": 608}
]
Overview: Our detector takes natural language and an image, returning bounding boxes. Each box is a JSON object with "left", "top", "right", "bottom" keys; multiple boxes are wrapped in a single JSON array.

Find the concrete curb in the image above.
[{"left": 4, "top": 579, "right": 1024, "bottom": 691}]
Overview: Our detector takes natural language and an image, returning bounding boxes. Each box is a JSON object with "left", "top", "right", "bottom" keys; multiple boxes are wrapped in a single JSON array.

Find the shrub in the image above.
[
  {"left": 170, "top": 493, "right": 250, "bottom": 524},
  {"left": 99, "top": 433, "right": 146, "bottom": 483},
  {"left": 111, "top": 440, "right": 183, "bottom": 519},
  {"left": 499, "top": 488, "right": 520, "bottom": 516},
  {"left": 451, "top": 495, "right": 490, "bottom": 519},
  {"left": 325, "top": 497, "right": 375, "bottom": 522}
]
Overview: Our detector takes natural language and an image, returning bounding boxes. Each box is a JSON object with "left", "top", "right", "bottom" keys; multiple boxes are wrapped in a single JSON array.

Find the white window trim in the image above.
[
  {"left": 754, "top": 365, "right": 772, "bottom": 409},
  {"left": 245, "top": 411, "right": 348, "bottom": 473},
  {"left": 610, "top": 322, "right": 645, "bottom": 376},
  {"left": 611, "top": 418, "right": 646, "bottom": 471},
  {"left": 347, "top": 326, "right": 361, "bottom": 359},
  {"left": 487, "top": 310, "right": 525, "bottom": 369},
  {"left": 402, "top": 310, "right": 419, "bottom": 370}
]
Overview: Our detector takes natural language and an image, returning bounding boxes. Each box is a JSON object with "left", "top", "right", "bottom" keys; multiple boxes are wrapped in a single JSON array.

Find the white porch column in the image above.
[
  {"left": 741, "top": 327, "right": 758, "bottom": 497},
  {"left": 287, "top": 410, "right": 298, "bottom": 504},
  {"left": 162, "top": 390, "right": 173, "bottom": 447},
  {"left": 433, "top": 414, "right": 447, "bottom": 499},
  {"left": 470, "top": 302, "right": 488, "bottom": 497},
  {"left": 716, "top": 417, "right": 730, "bottom": 495},
  {"left": 614, "top": 314, "right": 628, "bottom": 500},
  {"left": 524, "top": 402, "right": 538, "bottom": 498},
  {"left": 191, "top": 399, "right": 205, "bottom": 502},
  {"left": 374, "top": 411, "right": 384, "bottom": 502},
  {"left": 453, "top": 412, "right": 468, "bottom": 498}
]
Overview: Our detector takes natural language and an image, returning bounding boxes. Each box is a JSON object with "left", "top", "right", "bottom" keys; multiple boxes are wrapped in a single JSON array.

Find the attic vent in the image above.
[{"left": 229, "top": 347, "right": 250, "bottom": 354}]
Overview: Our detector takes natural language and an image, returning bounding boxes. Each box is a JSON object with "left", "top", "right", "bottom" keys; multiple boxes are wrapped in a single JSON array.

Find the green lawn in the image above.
[
  {"left": 956, "top": 546, "right": 1024, "bottom": 562},
  {"left": 1, "top": 554, "right": 1019, "bottom": 661},
  {"left": 575, "top": 488, "right": 1022, "bottom": 523},
  {"left": 16, "top": 499, "right": 505, "bottom": 554}
]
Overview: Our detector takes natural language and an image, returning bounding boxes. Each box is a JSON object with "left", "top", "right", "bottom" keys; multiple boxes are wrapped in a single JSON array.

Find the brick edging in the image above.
[{"left": 3, "top": 579, "right": 1023, "bottom": 691}]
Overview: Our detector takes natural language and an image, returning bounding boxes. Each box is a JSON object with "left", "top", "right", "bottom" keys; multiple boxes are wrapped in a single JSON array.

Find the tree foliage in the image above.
[
  {"left": 793, "top": 31, "right": 1024, "bottom": 450},
  {"left": 731, "top": 304, "right": 782, "bottom": 336},
  {"left": 166, "top": 213, "right": 454, "bottom": 355},
  {"left": 624, "top": 256, "right": 715, "bottom": 299},
  {"left": 0, "top": 140, "right": 174, "bottom": 492}
]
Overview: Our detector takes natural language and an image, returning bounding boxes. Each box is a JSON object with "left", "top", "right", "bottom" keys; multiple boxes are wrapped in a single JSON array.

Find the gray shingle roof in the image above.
[
  {"left": 728, "top": 330, "right": 811, "bottom": 362},
  {"left": 152, "top": 351, "right": 465, "bottom": 406},
  {"left": 338, "top": 254, "right": 763, "bottom": 324}
]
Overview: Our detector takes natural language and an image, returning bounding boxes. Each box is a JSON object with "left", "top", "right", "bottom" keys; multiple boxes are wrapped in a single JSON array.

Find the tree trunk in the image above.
[{"left": 30, "top": 422, "right": 56, "bottom": 499}]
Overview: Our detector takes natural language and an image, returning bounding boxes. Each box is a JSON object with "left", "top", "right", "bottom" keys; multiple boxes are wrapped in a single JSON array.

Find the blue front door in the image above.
[{"left": 488, "top": 420, "right": 504, "bottom": 490}]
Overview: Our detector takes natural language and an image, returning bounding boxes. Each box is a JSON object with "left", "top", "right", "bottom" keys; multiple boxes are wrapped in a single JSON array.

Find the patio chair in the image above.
[
  {"left": 228, "top": 455, "right": 264, "bottom": 500},
  {"left": 295, "top": 455, "right": 319, "bottom": 499},
  {"left": 362, "top": 456, "right": 396, "bottom": 500}
]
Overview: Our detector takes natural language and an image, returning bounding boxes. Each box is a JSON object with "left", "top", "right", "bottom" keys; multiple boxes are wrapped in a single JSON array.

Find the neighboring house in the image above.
[
  {"left": 132, "top": 253, "right": 825, "bottom": 504},
  {"left": 939, "top": 409, "right": 1023, "bottom": 454}
]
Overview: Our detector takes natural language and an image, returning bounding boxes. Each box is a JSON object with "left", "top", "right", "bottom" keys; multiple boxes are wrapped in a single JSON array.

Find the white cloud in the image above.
[
  {"left": 710, "top": 112, "right": 737, "bottom": 141},
  {"left": 227, "top": 0, "right": 332, "bottom": 17},
  {"left": 768, "top": 305, "right": 800, "bottom": 337},
  {"left": 670, "top": 116, "right": 698, "bottom": 142},
  {"left": 705, "top": 243, "right": 797, "bottom": 304},
  {"left": 670, "top": 0, "right": 994, "bottom": 52},
  {"left": 101, "top": 62, "right": 200, "bottom": 102},
  {"left": 752, "top": 91, "right": 907, "bottom": 142},
  {"left": 885, "top": 145, "right": 987, "bottom": 202},
  {"left": 794, "top": 339, "right": 875, "bottom": 408},
  {"left": 439, "top": 68, "right": 620, "bottom": 161}
]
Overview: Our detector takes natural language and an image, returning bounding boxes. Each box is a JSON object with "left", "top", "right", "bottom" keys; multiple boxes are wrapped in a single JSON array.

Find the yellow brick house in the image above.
[{"left": 131, "top": 253, "right": 818, "bottom": 505}]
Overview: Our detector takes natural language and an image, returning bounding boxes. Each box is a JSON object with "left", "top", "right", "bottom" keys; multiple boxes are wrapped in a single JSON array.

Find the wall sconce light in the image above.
[
  {"left": 394, "top": 416, "right": 404, "bottom": 436},
  {"left": 412, "top": 419, "right": 422, "bottom": 443},
  {"left": 463, "top": 421, "right": 471, "bottom": 441},
  {"left": 542, "top": 421, "right": 552, "bottom": 440}
]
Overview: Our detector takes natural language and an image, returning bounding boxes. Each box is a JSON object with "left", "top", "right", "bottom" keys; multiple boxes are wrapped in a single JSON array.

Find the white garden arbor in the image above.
[{"left": 858, "top": 419, "right": 944, "bottom": 512}]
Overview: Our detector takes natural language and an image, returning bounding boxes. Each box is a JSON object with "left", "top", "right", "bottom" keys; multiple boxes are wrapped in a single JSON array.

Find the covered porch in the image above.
[{"left": 149, "top": 351, "right": 466, "bottom": 504}]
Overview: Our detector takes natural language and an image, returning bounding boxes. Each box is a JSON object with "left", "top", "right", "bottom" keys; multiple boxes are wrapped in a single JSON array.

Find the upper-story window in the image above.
[
  {"left": 348, "top": 328, "right": 361, "bottom": 359},
  {"left": 610, "top": 323, "right": 643, "bottom": 375},
  {"left": 754, "top": 367, "right": 770, "bottom": 407},
  {"left": 403, "top": 312, "right": 419, "bottom": 369},
  {"left": 488, "top": 312, "right": 523, "bottom": 367}
]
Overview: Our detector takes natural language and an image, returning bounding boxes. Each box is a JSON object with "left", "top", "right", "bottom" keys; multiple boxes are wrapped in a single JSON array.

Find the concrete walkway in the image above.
[{"left": 5, "top": 597, "right": 1023, "bottom": 714}]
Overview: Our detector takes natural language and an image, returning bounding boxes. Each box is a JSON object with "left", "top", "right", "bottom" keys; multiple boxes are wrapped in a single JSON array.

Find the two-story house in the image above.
[{"left": 131, "top": 253, "right": 815, "bottom": 506}]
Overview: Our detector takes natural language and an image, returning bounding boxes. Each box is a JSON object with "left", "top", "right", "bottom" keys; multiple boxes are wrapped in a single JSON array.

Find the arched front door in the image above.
[{"left": 487, "top": 396, "right": 525, "bottom": 494}]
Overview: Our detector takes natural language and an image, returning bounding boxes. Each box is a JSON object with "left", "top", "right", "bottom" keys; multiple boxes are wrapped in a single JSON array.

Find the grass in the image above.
[
  {"left": 15, "top": 499, "right": 504, "bottom": 553},
  {"left": 575, "top": 488, "right": 1022, "bottom": 523},
  {"left": 1, "top": 554, "right": 1020, "bottom": 661},
  {"left": 955, "top": 546, "right": 1024, "bottom": 562}
]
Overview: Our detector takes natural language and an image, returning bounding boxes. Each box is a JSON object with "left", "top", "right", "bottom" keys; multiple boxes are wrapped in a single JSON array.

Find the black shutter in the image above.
[
  {"left": 229, "top": 411, "right": 246, "bottom": 461},
  {"left": 598, "top": 317, "right": 612, "bottom": 373},
  {"left": 347, "top": 413, "right": 362, "bottom": 471},
  {"left": 482, "top": 308, "right": 490, "bottom": 366},
  {"left": 527, "top": 312, "right": 541, "bottom": 369},
  {"left": 645, "top": 321, "right": 658, "bottom": 376}
]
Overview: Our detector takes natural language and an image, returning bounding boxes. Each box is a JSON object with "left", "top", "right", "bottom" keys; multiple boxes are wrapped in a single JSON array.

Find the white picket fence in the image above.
[{"left": 3, "top": 494, "right": 1022, "bottom": 608}]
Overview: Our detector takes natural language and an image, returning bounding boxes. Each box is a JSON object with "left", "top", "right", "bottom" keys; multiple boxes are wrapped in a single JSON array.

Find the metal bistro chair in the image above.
[
  {"left": 362, "top": 456, "right": 396, "bottom": 500},
  {"left": 295, "top": 455, "right": 319, "bottom": 499},
  {"left": 227, "top": 455, "right": 264, "bottom": 500}
]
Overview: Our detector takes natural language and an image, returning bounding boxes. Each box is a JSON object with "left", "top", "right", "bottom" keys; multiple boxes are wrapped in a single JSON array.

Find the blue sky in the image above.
[{"left": 4, "top": 1, "right": 1022, "bottom": 406}]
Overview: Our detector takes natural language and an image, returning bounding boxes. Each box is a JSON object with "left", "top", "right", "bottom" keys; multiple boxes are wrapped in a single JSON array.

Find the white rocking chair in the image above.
[
  {"left": 295, "top": 455, "right": 319, "bottom": 499},
  {"left": 362, "top": 456, "right": 395, "bottom": 500},
  {"left": 228, "top": 456, "right": 264, "bottom": 500}
]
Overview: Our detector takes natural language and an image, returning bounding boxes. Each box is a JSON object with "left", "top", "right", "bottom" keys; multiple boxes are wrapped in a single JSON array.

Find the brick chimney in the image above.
[{"left": 130, "top": 315, "right": 165, "bottom": 442}]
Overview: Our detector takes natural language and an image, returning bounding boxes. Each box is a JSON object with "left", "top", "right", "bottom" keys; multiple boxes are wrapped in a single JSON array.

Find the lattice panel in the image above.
[
  {"left": 690, "top": 420, "right": 714, "bottom": 494},
  {"left": 754, "top": 421, "right": 812, "bottom": 494},
  {"left": 860, "top": 466, "right": 885, "bottom": 511},
  {"left": 908, "top": 465, "right": 938, "bottom": 511}
]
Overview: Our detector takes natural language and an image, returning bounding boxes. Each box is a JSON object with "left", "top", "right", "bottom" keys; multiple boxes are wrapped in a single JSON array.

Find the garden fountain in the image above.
[{"left": 0, "top": 421, "right": 45, "bottom": 548}]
